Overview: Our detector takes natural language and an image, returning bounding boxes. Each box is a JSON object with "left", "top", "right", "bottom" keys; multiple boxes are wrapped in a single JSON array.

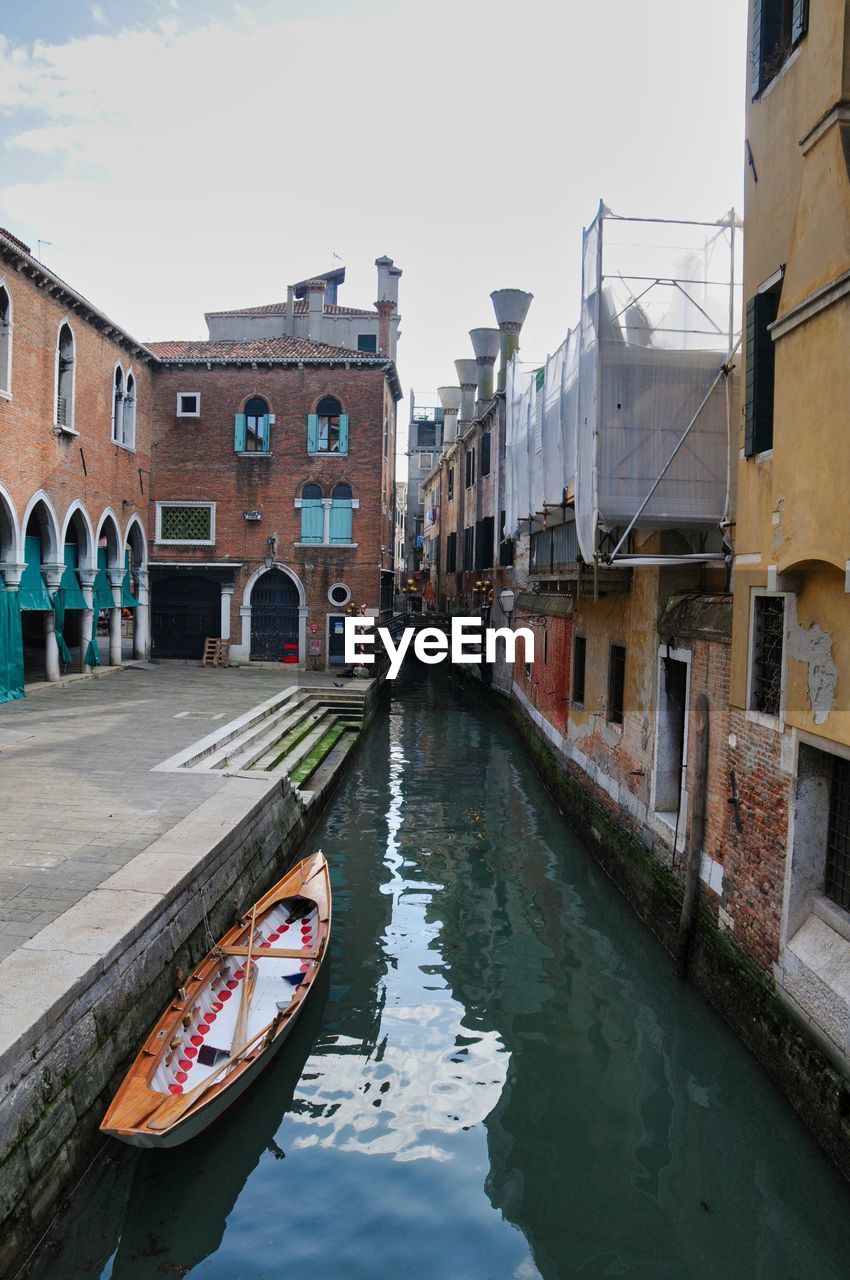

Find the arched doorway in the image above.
[
  {"left": 151, "top": 575, "right": 220, "bottom": 659},
  {"left": 250, "top": 569, "right": 299, "bottom": 661}
]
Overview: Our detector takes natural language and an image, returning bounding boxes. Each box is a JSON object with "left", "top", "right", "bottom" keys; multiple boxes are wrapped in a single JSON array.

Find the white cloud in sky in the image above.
[{"left": 0, "top": 0, "right": 746, "bottom": 425}]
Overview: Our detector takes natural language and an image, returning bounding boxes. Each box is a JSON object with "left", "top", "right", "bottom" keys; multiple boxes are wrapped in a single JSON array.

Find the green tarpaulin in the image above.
[
  {"left": 93, "top": 548, "right": 115, "bottom": 612},
  {"left": 61, "top": 544, "right": 87, "bottom": 610},
  {"left": 121, "top": 550, "right": 138, "bottom": 608},
  {"left": 85, "top": 636, "right": 101, "bottom": 667},
  {"left": 0, "top": 591, "right": 25, "bottom": 703},
  {"left": 51, "top": 591, "right": 73, "bottom": 665},
  {"left": 19, "top": 535, "right": 52, "bottom": 611}
]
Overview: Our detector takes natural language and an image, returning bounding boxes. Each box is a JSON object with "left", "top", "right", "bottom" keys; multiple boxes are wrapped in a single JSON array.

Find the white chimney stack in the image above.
[
  {"left": 454, "top": 359, "right": 479, "bottom": 426},
  {"left": 490, "top": 289, "right": 534, "bottom": 390},
  {"left": 438, "top": 386, "right": 462, "bottom": 444},
  {"left": 306, "top": 279, "right": 327, "bottom": 343},
  {"left": 469, "top": 327, "right": 501, "bottom": 405}
]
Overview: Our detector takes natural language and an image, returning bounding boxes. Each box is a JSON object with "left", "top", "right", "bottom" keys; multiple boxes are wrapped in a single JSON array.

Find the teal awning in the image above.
[
  {"left": 19, "top": 535, "right": 52, "bottom": 611},
  {"left": 0, "top": 591, "right": 25, "bottom": 702},
  {"left": 93, "top": 548, "right": 115, "bottom": 612},
  {"left": 121, "top": 550, "right": 138, "bottom": 608},
  {"left": 60, "top": 544, "right": 87, "bottom": 610}
]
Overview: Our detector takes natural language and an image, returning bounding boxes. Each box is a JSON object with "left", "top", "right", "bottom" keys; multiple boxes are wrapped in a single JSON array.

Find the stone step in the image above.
[
  {"left": 303, "top": 727, "right": 360, "bottom": 800},
  {"left": 269, "top": 713, "right": 353, "bottom": 780},
  {"left": 290, "top": 723, "right": 359, "bottom": 789},
  {"left": 247, "top": 705, "right": 341, "bottom": 772},
  {"left": 196, "top": 690, "right": 316, "bottom": 771}
]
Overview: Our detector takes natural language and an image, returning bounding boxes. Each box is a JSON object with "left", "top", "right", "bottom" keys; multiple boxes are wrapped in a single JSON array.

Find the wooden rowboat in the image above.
[{"left": 100, "top": 851, "right": 331, "bottom": 1148}]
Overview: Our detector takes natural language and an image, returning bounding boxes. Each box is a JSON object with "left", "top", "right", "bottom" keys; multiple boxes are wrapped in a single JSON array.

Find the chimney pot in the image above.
[
  {"left": 469, "top": 327, "right": 501, "bottom": 404},
  {"left": 454, "top": 359, "right": 479, "bottom": 426},
  {"left": 490, "top": 288, "right": 533, "bottom": 389},
  {"left": 306, "top": 279, "right": 327, "bottom": 343},
  {"left": 438, "top": 385, "right": 462, "bottom": 444}
]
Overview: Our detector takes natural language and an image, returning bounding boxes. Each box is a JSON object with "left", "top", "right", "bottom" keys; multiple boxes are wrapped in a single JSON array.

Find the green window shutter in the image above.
[
  {"left": 744, "top": 295, "right": 757, "bottom": 456},
  {"left": 234, "top": 413, "right": 247, "bottom": 452},
  {"left": 751, "top": 0, "right": 764, "bottom": 97},
  {"left": 791, "top": 0, "right": 808, "bottom": 43},
  {"left": 330, "top": 499, "right": 352, "bottom": 543},
  {"left": 744, "top": 291, "right": 779, "bottom": 457},
  {"left": 307, "top": 413, "right": 319, "bottom": 453},
  {"left": 338, "top": 413, "right": 349, "bottom": 454},
  {"left": 300, "top": 499, "right": 324, "bottom": 543},
  {"left": 260, "top": 414, "right": 270, "bottom": 452}
]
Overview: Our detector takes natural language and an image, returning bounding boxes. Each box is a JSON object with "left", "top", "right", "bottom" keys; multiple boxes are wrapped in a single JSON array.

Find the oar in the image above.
[
  {"left": 146, "top": 1018, "right": 275, "bottom": 1132},
  {"left": 231, "top": 904, "right": 258, "bottom": 1055}
]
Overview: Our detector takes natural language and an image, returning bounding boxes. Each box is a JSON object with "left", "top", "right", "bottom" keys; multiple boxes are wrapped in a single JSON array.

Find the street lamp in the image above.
[{"left": 499, "top": 588, "right": 515, "bottom": 620}]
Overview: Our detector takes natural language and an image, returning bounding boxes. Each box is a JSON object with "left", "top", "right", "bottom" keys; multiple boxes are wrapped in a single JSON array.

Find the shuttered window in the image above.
[
  {"left": 462, "top": 526, "right": 474, "bottom": 570},
  {"left": 445, "top": 532, "right": 457, "bottom": 573},
  {"left": 752, "top": 0, "right": 808, "bottom": 98},
  {"left": 572, "top": 636, "right": 587, "bottom": 707},
  {"left": 608, "top": 644, "right": 626, "bottom": 725},
  {"left": 465, "top": 448, "right": 475, "bottom": 489},
  {"left": 330, "top": 484, "right": 353, "bottom": 543},
  {"left": 481, "top": 432, "right": 491, "bottom": 476},
  {"left": 744, "top": 288, "right": 780, "bottom": 456}
]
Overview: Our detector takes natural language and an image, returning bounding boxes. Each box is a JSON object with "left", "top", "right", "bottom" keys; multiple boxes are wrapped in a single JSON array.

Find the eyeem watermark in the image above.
[{"left": 344, "top": 617, "right": 534, "bottom": 680}]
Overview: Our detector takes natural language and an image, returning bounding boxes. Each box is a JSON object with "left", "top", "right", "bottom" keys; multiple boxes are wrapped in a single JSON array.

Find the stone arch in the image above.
[
  {"left": 0, "top": 481, "right": 21, "bottom": 567},
  {"left": 95, "top": 508, "right": 123, "bottom": 569},
  {"left": 61, "top": 500, "right": 96, "bottom": 571},
  {"left": 123, "top": 513, "right": 148, "bottom": 567},
  {"left": 22, "top": 490, "right": 60, "bottom": 562},
  {"left": 242, "top": 561, "right": 306, "bottom": 609},
  {"left": 236, "top": 562, "right": 307, "bottom": 665}
]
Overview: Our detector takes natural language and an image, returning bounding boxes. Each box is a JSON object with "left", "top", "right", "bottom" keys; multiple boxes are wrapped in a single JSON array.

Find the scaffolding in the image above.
[{"left": 505, "top": 203, "right": 742, "bottom": 565}]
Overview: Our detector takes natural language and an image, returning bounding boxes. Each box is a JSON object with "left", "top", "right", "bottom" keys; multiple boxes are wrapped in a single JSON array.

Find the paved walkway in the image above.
[{"left": 0, "top": 663, "right": 340, "bottom": 961}]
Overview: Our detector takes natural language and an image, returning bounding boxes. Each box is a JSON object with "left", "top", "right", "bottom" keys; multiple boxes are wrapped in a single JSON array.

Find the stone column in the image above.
[
  {"left": 220, "top": 583, "right": 234, "bottom": 642},
  {"left": 133, "top": 567, "right": 150, "bottom": 661},
  {"left": 107, "top": 568, "right": 124, "bottom": 667},
  {"left": 78, "top": 568, "right": 97, "bottom": 673},
  {"left": 298, "top": 605, "right": 308, "bottom": 666},
  {"left": 321, "top": 498, "right": 332, "bottom": 545},
  {"left": 43, "top": 562, "right": 65, "bottom": 683},
  {"left": 239, "top": 603, "right": 252, "bottom": 661}
]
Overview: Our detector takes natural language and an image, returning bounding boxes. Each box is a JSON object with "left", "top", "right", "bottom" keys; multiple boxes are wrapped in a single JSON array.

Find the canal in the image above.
[{"left": 37, "top": 670, "right": 850, "bottom": 1279}]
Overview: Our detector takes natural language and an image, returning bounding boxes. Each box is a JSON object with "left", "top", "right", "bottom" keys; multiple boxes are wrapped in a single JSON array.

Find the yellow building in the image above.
[{"left": 729, "top": 0, "right": 850, "bottom": 1067}]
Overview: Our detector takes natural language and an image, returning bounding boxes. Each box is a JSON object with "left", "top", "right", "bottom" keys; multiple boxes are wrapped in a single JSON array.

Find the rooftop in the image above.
[{"left": 146, "top": 334, "right": 388, "bottom": 362}]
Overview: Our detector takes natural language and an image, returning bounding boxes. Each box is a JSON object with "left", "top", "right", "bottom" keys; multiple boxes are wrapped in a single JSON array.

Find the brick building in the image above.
[{"left": 0, "top": 237, "right": 402, "bottom": 698}]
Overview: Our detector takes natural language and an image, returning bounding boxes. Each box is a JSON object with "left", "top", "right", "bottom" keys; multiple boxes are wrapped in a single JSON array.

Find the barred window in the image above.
[
  {"left": 158, "top": 504, "right": 214, "bottom": 543},
  {"left": 826, "top": 755, "right": 850, "bottom": 912},
  {"left": 751, "top": 596, "right": 785, "bottom": 716}
]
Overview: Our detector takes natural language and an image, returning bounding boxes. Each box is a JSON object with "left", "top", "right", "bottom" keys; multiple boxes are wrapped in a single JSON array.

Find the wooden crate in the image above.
[{"left": 202, "top": 638, "right": 230, "bottom": 668}]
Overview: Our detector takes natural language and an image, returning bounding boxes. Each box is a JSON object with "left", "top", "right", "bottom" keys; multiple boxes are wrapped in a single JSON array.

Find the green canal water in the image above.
[{"left": 39, "top": 670, "right": 850, "bottom": 1279}]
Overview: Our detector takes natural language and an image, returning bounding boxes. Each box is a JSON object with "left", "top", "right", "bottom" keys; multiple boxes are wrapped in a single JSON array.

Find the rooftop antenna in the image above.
[
  {"left": 331, "top": 251, "right": 342, "bottom": 269},
  {"left": 37, "top": 240, "right": 53, "bottom": 262}
]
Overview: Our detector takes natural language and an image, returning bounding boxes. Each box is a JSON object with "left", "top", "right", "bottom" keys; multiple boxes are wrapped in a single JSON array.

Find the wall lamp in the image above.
[
  {"left": 264, "top": 535, "right": 277, "bottom": 569},
  {"left": 499, "top": 588, "right": 515, "bottom": 620}
]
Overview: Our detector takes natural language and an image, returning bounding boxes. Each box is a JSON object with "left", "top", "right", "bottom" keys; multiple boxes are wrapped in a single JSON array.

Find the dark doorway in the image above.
[
  {"left": 250, "top": 569, "right": 299, "bottom": 661},
  {"left": 151, "top": 575, "right": 220, "bottom": 659},
  {"left": 655, "top": 655, "right": 688, "bottom": 820},
  {"left": 328, "top": 614, "right": 347, "bottom": 665}
]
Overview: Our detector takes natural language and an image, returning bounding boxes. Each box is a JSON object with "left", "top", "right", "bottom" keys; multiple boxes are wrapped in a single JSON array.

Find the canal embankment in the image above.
[
  {"left": 0, "top": 663, "right": 379, "bottom": 1275},
  {"left": 455, "top": 667, "right": 850, "bottom": 1183}
]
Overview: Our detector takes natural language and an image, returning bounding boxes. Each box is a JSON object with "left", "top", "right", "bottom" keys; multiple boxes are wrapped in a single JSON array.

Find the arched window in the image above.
[
  {"left": 123, "top": 372, "right": 136, "bottom": 450},
  {"left": 300, "top": 481, "right": 324, "bottom": 543},
  {"left": 330, "top": 481, "right": 353, "bottom": 543},
  {"left": 112, "top": 366, "right": 124, "bottom": 443},
  {"left": 56, "top": 323, "right": 75, "bottom": 430},
  {"left": 244, "top": 395, "right": 270, "bottom": 452},
  {"left": 0, "top": 284, "right": 11, "bottom": 395},
  {"left": 307, "top": 395, "right": 349, "bottom": 455}
]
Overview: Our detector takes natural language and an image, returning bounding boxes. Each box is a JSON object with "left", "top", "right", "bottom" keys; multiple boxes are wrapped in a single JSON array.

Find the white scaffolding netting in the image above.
[{"left": 505, "top": 205, "right": 741, "bottom": 560}]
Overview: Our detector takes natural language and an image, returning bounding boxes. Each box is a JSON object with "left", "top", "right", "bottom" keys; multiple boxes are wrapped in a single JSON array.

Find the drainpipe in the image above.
[{"left": 491, "top": 289, "right": 533, "bottom": 391}]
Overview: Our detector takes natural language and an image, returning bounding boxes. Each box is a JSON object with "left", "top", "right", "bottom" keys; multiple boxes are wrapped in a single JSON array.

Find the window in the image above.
[
  {"left": 481, "top": 431, "right": 491, "bottom": 477},
  {"left": 416, "top": 422, "right": 437, "bottom": 448},
  {"left": 463, "top": 525, "right": 474, "bottom": 571},
  {"left": 744, "top": 279, "right": 782, "bottom": 456},
  {"left": 123, "top": 373, "right": 136, "bottom": 450},
  {"left": 752, "top": 0, "right": 808, "bottom": 98},
  {"left": 330, "top": 482, "right": 353, "bottom": 543},
  {"left": 156, "top": 502, "right": 215, "bottom": 544},
  {"left": 608, "top": 644, "right": 626, "bottom": 725},
  {"left": 300, "top": 483, "right": 324, "bottom": 542},
  {"left": 419, "top": 452, "right": 434, "bottom": 472},
  {"left": 0, "top": 283, "right": 11, "bottom": 395},
  {"left": 56, "top": 323, "right": 75, "bottom": 430},
  {"left": 572, "top": 635, "right": 587, "bottom": 706},
  {"left": 357, "top": 333, "right": 378, "bottom": 353},
  {"left": 235, "top": 396, "right": 270, "bottom": 453},
  {"left": 328, "top": 582, "right": 351, "bottom": 606},
  {"left": 308, "top": 395, "right": 349, "bottom": 454},
  {"left": 475, "top": 516, "right": 494, "bottom": 571},
  {"left": 825, "top": 755, "right": 850, "bottom": 912},
  {"left": 448, "top": 467, "right": 454, "bottom": 500},
  {"left": 751, "top": 595, "right": 785, "bottom": 715},
  {"left": 177, "top": 392, "right": 200, "bottom": 417},
  {"left": 112, "top": 366, "right": 124, "bottom": 443},
  {"left": 445, "top": 531, "right": 457, "bottom": 573},
  {"left": 465, "top": 448, "right": 475, "bottom": 489}
]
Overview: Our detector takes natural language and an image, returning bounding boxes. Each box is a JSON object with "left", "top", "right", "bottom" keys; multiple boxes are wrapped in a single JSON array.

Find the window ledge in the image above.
[
  {"left": 745, "top": 708, "right": 784, "bottom": 732},
  {"left": 54, "top": 424, "right": 79, "bottom": 437},
  {"left": 307, "top": 452, "right": 348, "bottom": 459},
  {"left": 293, "top": 542, "right": 358, "bottom": 549},
  {"left": 237, "top": 451, "right": 272, "bottom": 458},
  {"left": 112, "top": 441, "right": 136, "bottom": 454},
  {"left": 812, "top": 895, "right": 850, "bottom": 945},
  {"left": 0, "top": 388, "right": 11, "bottom": 403},
  {"left": 153, "top": 540, "right": 215, "bottom": 548}
]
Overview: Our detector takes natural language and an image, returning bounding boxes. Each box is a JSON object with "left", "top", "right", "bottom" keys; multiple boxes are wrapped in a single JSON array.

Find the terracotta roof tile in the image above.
[
  {"left": 145, "top": 335, "right": 386, "bottom": 363},
  {"left": 205, "top": 300, "right": 374, "bottom": 319}
]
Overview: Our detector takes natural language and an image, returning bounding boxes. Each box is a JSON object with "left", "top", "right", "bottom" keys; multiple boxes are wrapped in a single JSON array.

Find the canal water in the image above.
[{"left": 39, "top": 670, "right": 850, "bottom": 1279}]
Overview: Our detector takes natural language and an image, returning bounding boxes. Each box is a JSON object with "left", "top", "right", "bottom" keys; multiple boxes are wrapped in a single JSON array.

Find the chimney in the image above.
[
  {"left": 490, "top": 289, "right": 533, "bottom": 390},
  {"left": 286, "top": 285, "right": 295, "bottom": 336},
  {"left": 454, "top": 359, "right": 479, "bottom": 426},
  {"left": 469, "top": 328, "right": 501, "bottom": 406},
  {"left": 306, "top": 279, "right": 327, "bottom": 343},
  {"left": 375, "top": 255, "right": 402, "bottom": 358},
  {"left": 438, "top": 386, "right": 462, "bottom": 444}
]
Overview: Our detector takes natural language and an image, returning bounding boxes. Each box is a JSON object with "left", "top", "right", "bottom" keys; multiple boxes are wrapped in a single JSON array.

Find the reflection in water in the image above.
[{"left": 37, "top": 670, "right": 850, "bottom": 1280}]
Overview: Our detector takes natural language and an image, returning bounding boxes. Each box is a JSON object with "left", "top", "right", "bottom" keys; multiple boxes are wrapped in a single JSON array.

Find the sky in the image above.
[{"left": 0, "top": 0, "right": 747, "bottom": 459}]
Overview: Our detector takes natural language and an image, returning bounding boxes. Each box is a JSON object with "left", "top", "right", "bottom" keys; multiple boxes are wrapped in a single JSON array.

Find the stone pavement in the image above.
[{"left": 0, "top": 663, "right": 338, "bottom": 961}]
